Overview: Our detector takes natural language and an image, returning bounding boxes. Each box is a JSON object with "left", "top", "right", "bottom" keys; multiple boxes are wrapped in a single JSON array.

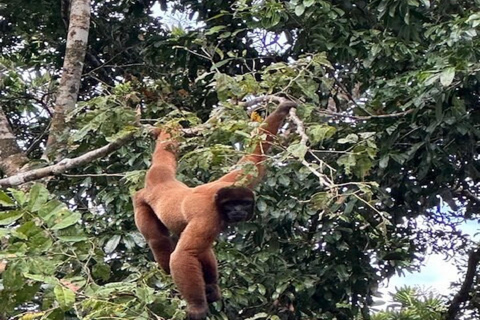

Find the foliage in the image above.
[
  {"left": 0, "top": 185, "right": 184, "bottom": 320},
  {"left": 372, "top": 286, "right": 445, "bottom": 320},
  {"left": 1, "top": 0, "right": 480, "bottom": 319}
]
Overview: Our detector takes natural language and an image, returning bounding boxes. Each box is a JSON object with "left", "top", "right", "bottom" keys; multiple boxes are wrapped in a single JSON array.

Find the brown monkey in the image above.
[{"left": 133, "top": 100, "right": 296, "bottom": 319}]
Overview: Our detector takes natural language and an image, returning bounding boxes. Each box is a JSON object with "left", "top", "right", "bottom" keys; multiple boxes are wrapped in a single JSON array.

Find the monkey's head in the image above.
[{"left": 215, "top": 186, "right": 255, "bottom": 223}]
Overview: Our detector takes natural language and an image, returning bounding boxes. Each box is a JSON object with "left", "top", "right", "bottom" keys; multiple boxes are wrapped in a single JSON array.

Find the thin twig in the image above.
[
  {"left": 319, "top": 109, "right": 414, "bottom": 120},
  {"left": 26, "top": 123, "right": 51, "bottom": 156}
]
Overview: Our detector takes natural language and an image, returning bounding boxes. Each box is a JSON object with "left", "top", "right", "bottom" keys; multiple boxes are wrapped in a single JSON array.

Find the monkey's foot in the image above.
[
  {"left": 205, "top": 284, "right": 222, "bottom": 303},
  {"left": 186, "top": 305, "right": 208, "bottom": 320},
  {"left": 187, "top": 311, "right": 207, "bottom": 320}
]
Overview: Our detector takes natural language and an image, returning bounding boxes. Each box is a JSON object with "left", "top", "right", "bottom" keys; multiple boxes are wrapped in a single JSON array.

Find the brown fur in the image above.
[{"left": 133, "top": 101, "right": 296, "bottom": 319}]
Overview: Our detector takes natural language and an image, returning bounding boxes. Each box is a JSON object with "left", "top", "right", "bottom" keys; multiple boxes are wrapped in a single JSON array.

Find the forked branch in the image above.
[{"left": 0, "top": 131, "right": 135, "bottom": 188}]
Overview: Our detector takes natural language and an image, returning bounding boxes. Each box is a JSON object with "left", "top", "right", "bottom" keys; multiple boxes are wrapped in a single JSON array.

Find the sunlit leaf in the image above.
[
  {"left": 54, "top": 285, "right": 76, "bottom": 310},
  {"left": 104, "top": 235, "right": 121, "bottom": 254},
  {"left": 51, "top": 212, "right": 81, "bottom": 230},
  {"left": 440, "top": 67, "right": 455, "bottom": 87}
]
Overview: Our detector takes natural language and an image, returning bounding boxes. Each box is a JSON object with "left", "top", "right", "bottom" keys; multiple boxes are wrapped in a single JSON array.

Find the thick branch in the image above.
[
  {"left": 0, "top": 108, "right": 29, "bottom": 176},
  {"left": 0, "top": 131, "right": 135, "bottom": 188},
  {"left": 44, "top": 0, "right": 91, "bottom": 157},
  {"left": 445, "top": 247, "right": 480, "bottom": 320}
]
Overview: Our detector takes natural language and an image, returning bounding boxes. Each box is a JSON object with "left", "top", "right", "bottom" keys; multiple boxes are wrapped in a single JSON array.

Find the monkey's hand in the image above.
[{"left": 276, "top": 100, "right": 297, "bottom": 115}]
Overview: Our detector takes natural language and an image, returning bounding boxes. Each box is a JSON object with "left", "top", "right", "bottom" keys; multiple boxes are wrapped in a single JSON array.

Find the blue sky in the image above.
[{"left": 381, "top": 220, "right": 480, "bottom": 300}]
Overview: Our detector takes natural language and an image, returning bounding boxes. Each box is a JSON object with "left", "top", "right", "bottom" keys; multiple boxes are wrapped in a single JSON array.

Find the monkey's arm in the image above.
[
  {"left": 217, "top": 101, "right": 296, "bottom": 187},
  {"left": 145, "top": 129, "right": 179, "bottom": 187}
]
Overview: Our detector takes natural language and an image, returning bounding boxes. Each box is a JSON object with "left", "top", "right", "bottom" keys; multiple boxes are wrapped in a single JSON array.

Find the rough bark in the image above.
[
  {"left": 0, "top": 108, "right": 29, "bottom": 176},
  {"left": 44, "top": 0, "right": 91, "bottom": 158},
  {"left": 0, "top": 131, "right": 135, "bottom": 188},
  {"left": 445, "top": 247, "right": 480, "bottom": 320}
]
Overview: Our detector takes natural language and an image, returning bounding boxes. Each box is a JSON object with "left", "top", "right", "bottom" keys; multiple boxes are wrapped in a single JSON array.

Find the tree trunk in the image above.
[
  {"left": 44, "top": 0, "right": 91, "bottom": 159},
  {"left": 0, "top": 108, "right": 29, "bottom": 176}
]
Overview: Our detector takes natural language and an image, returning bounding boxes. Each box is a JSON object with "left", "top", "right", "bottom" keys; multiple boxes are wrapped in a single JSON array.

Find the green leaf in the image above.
[
  {"left": 129, "top": 231, "right": 146, "bottom": 247},
  {"left": 440, "top": 67, "right": 455, "bottom": 87},
  {"left": 295, "top": 4, "right": 305, "bottom": 16},
  {"left": 245, "top": 312, "right": 268, "bottom": 319},
  {"left": 8, "top": 188, "right": 27, "bottom": 206},
  {"left": 278, "top": 175, "right": 290, "bottom": 186},
  {"left": 310, "top": 192, "right": 331, "bottom": 210},
  {"left": 54, "top": 285, "right": 76, "bottom": 310},
  {"left": 56, "top": 234, "right": 88, "bottom": 243},
  {"left": 337, "top": 154, "right": 356, "bottom": 175},
  {"left": 420, "top": 0, "right": 430, "bottom": 8},
  {"left": 51, "top": 212, "right": 81, "bottom": 230},
  {"left": 15, "top": 221, "right": 41, "bottom": 238},
  {"left": 304, "top": 0, "right": 315, "bottom": 7},
  {"left": 104, "top": 234, "right": 121, "bottom": 254},
  {"left": 390, "top": 153, "right": 409, "bottom": 164},
  {"left": 287, "top": 143, "right": 308, "bottom": 158},
  {"left": 92, "top": 263, "right": 111, "bottom": 281},
  {"left": 338, "top": 134, "right": 359, "bottom": 144},
  {"left": 27, "top": 184, "right": 49, "bottom": 212},
  {"left": 424, "top": 73, "right": 440, "bottom": 86},
  {"left": 344, "top": 198, "right": 357, "bottom": 214},
  {"left": 0, "top": 228, "right": 9, "bottom": 237},
  {"left": 23, "top": 273, "right": 58, "bottom": 285},
  {"left": 205, "top": 25, "right": 226, "bottom": 35},
  {"left": 211, "top": 58, "right": 232, "bottom": 71},
  {"left": 307, "top": 124, "right": 336, "bottom": 145},
  {"left": 379, "top": 155, "right": 389, "bottom": 169},
  {"left": 0, "top": 191, "right": 15, "bottom": 207},
  {"left": 38, "top": 200, "right": 67, "bottom": 225},
  {"left": 135, "top": 286, "right": 156, "bottom": 304},
  {"left": 256, "top": 199, "right": 267, "bottom": 212},
  {"left": 0, "top": 210, "right": 23, "bottom": 225}
]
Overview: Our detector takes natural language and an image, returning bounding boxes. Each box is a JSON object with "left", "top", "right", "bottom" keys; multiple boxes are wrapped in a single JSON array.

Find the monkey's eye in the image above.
[{"left": 223, "top": 200, "right": 253, "bottom": 207}]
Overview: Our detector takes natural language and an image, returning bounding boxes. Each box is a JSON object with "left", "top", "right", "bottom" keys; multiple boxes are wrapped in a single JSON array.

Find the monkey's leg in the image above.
[
  {"left": 199, "top": 249, "right": 221, "bottom": 303},
  {"left": 134, "top": 194, "right": 174, "bottom": 274},
  {"left": 170, "top": 222, "right": 217, "bottom": 320}
]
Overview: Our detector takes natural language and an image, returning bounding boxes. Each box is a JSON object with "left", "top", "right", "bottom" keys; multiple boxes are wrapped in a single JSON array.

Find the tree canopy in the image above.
[{"left": 1, "top": 0, "right": 480, "bottom": 319}]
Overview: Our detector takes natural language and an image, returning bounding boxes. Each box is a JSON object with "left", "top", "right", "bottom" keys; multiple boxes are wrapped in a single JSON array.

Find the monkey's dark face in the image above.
[
  {"left": 215, "top": 186, "right": 255, "bottom": 223},
  {"left": 220, "top": 199, "right": 254, "bottom": 223}
]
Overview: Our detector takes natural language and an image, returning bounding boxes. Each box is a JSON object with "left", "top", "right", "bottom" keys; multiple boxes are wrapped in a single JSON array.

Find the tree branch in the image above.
[
  {"left": 445, "top": 247, "right": 480, "bottom": 320},
  {"left": 288, "top": 107, "right": 333, "bottom": 188},
  {"left": 0, "top": 131, "right": 135, "bottom": 188},
  {"left": 461, "top": 190, "right": 480, "bottom": 206},
  {"left": 239, "top": 95, "right": 291, "bottom": 110},
  {"left": 0, "top": 96, "right": 297, "bottom": 188}
]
